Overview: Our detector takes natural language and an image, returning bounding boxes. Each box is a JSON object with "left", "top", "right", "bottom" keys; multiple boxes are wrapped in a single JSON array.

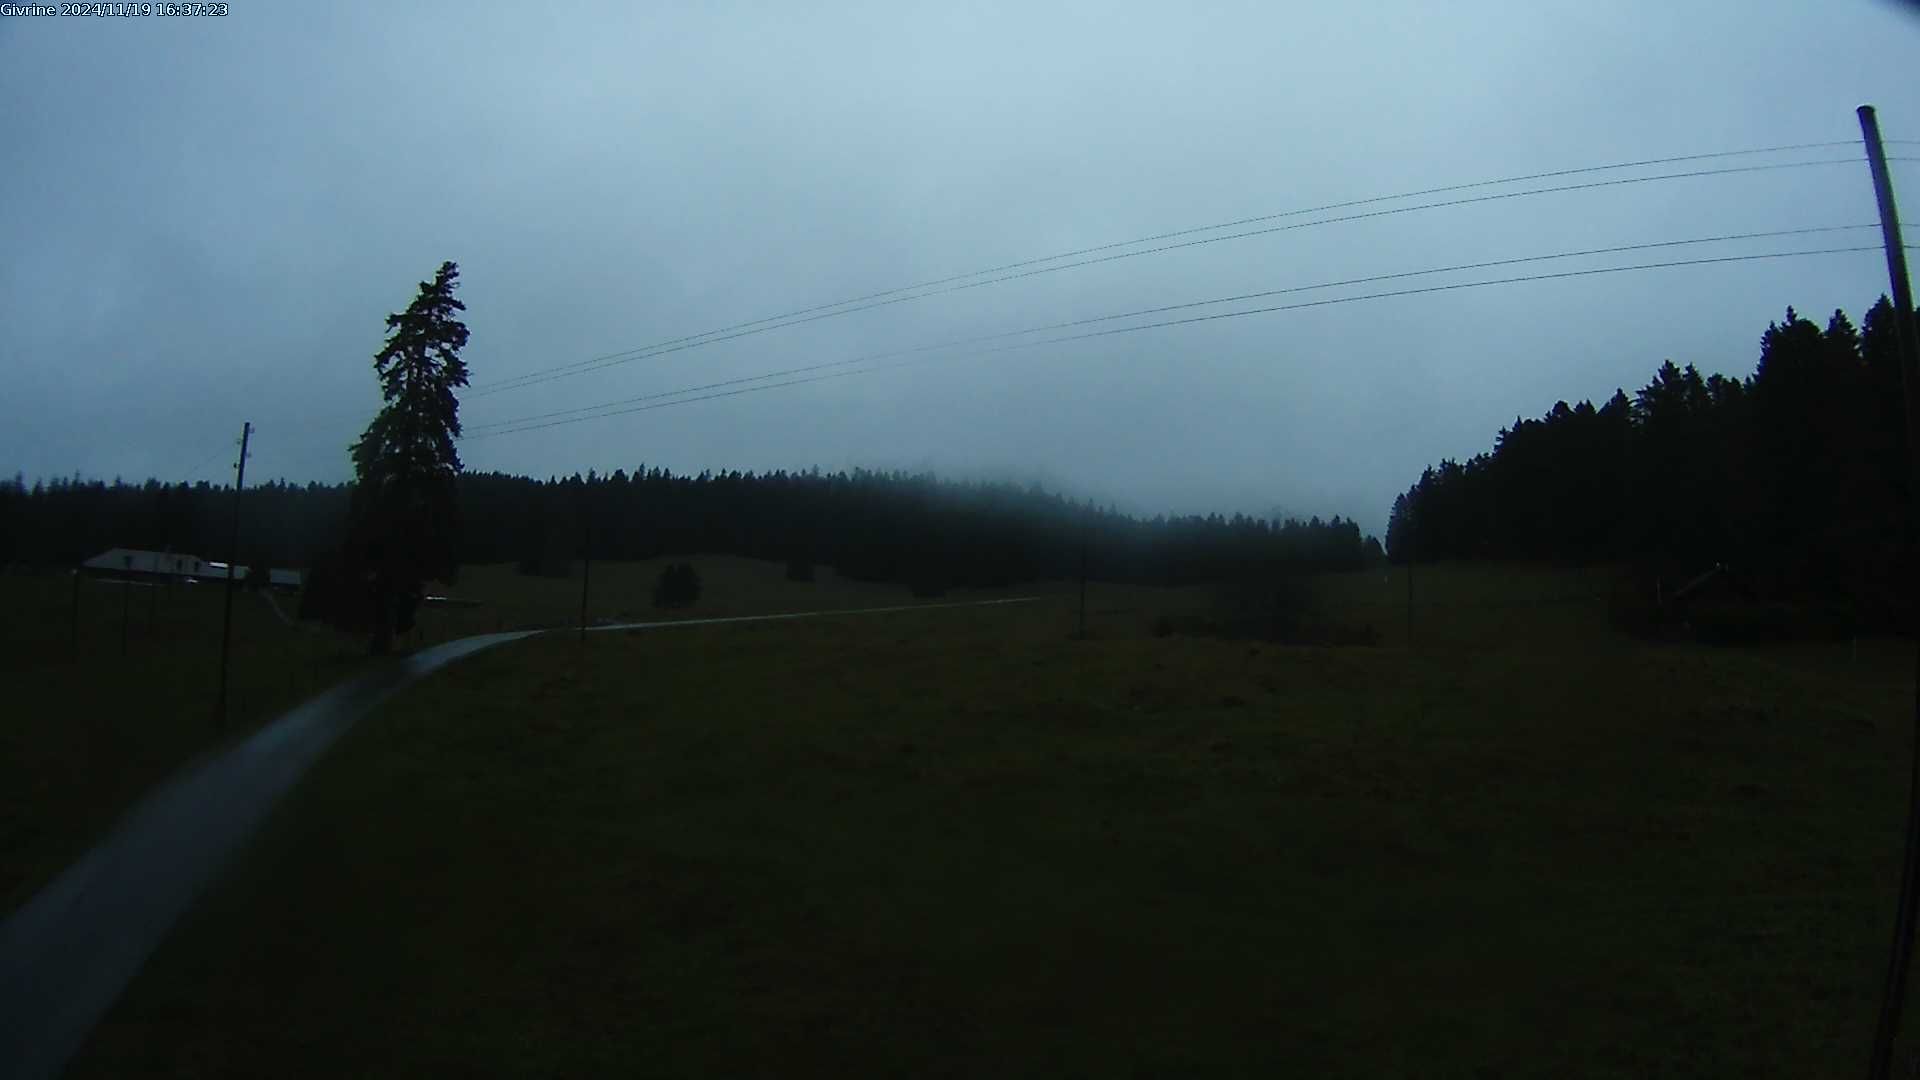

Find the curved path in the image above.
[{"left": 0, "top": 597, "right": 1033, "bottom": 1079}]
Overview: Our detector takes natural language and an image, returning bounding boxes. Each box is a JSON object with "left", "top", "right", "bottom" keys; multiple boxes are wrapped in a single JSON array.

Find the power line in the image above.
[
  {"left": 178, "top": 443, "right": 228, "bottom": 482},
  {"left": 465, "top": 224, "right": 1878, "bottom": 434},
  {"left": 473, "top": 156, "right": 1884, "bottom": 398},
  {"left": 1021, "top": 246, "right": 1883, "bottom": 345},
  {"left": 461, "top": 244, "right": 1885, "bottom": 440},
  {"left": 468, "top": 243, "right": 1889, "bottom": 439},
  {"left": 469, "top": 141, "right": 1871, "bottom": 394},
  {"left": 469, "top": 143, "right": 1882, "bottom": 398}
]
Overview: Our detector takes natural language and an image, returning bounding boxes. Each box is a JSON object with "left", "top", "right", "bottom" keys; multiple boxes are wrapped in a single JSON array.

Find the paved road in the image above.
[{"left": 0, "top": 597, "right": 1033, "bottom": 1080}]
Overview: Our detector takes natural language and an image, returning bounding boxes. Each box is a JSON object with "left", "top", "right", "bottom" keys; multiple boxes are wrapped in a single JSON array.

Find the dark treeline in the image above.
[
  {"left": 1386, "top": 296, "right": 1916, "bottom": 627},
  {"left": 1, "top": 467, "right": 1383, "bottom": 590},
  {"left": 467, "top": 467, "right": 1381, "bottom": 588},
  {"left": 0, "top": 477, "right": 351, "bottom": 574}
]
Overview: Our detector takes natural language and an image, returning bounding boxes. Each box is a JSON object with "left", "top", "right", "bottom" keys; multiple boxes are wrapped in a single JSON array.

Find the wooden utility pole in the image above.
[
  {"left": 1861, "top": 105, "right": 1920, "bottom": 487},
  {"left": 214, "top": 421, "right": 251, "bottom": 732},
  {"left": 1860, "top": 104, "right": 1920, "bottom": 1080},
  {"left": 69, "top": 569, "right": 80, "bottom": 658}
]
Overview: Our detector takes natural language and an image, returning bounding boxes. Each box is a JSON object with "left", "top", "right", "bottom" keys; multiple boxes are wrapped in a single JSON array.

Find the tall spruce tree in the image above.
[{"left": 348, "top": 261, "right": 471, "bottom": 653}]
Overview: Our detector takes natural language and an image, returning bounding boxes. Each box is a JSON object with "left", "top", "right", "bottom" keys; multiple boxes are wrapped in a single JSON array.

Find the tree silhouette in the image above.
[
  {"left": 653, "top": 563, "right": 701, "bottom": 609},
  {"left": 12, "top": 458, "right": 1386, "bottom": 596},
  {"left": 346, "top": 261, "right": 471, "bottom": 652},
  {"left": 1386, "top": 294, "right": 1920, "bottom": 634}
]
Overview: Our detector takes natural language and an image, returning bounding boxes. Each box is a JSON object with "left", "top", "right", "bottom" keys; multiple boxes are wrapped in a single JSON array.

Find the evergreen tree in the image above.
[
  {"left": 346, "top": 261, "right": 471, "bottom": 652},
  {"left": 9, "top": 457, "right": 1385, "bottom": 593},
  {"left": 1385, "top": 492, "right": 1414, "bottom": 563},
  {"left": 1383, "top": 297, "right": 1920, "bottom": 633},
  {"left": 653, "top": 562, "right": 701, "bottom": 609}
]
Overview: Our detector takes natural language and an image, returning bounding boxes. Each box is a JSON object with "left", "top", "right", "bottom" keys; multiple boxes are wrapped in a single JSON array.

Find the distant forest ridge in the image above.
[
  {"left": 0, "top": 465, "right": 1383, "bottom": 590},
  {"left": 1387, "top": 294, "right": 1920, "bottom": 628},
  {"left": 24, "top": 297, "right": 1900, "bottom": 598}
]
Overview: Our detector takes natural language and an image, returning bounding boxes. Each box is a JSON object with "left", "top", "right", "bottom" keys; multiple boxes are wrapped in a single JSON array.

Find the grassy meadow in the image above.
[
  {"left": 0, "top": 558, "right": 1042, "bottom": 913},
  {"left": 409, "top": 555, "right": 1059, "bottom": 638},
  {"left": 56, "top": 558, "right": 1920, "bottom": 1076},
  {"left": 0, "top": 571, "right": 373, "bottom": 910}
]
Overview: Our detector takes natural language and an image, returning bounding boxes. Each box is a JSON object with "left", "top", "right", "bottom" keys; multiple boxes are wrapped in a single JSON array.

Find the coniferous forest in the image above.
[
  {"left": 0, "top": 466, "right": 1380, "bottom": 593},
  {"left": 1387, "top": 296, "right": 1919, "bottom": 630},
  {"left": 7, "top": 296, "right": 1916, "bottom": 624}
]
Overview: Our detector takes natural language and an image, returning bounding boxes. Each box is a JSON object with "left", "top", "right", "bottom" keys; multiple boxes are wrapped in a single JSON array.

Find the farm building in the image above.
[
  {"left": 80, "top": 548, "right": 218, "bottom": 582},
  {"left": 79, "top": 548, "right": 302, "bottom": 591}
]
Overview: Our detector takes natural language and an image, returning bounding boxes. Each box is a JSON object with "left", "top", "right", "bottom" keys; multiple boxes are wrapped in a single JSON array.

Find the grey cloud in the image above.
[{"left": 5, "top": 0, "right": 1919, "bottom": 536}]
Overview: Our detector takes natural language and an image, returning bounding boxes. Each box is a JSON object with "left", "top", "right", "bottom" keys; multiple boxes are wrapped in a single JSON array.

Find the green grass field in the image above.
[
  {"left": 57, "top": 560, "right": 1920, "bottom": 1076},
  {"left": 0, "top": 558, "right": 1040, "bottom": 912},
  {"left": 411, "top": 555, "right": 1063, "bottom": 638},
  {"left": 0, "top": 571, "right": 375, "bottom": 910}
]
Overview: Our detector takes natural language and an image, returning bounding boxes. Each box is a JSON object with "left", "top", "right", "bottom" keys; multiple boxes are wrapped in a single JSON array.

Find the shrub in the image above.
[
  {"left": 1206, "top": 575, "right": 1311, "bottom": 641},
  {"left": 652, "top": 562, "right": 701, "bottom": 609},
  {"left": 297, "top": 549, "right": 374, "bottom": 632}
]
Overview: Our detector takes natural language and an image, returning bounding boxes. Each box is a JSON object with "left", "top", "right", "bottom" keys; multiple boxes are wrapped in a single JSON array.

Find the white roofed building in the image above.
[
  {"left": 80, "top": 548, "right": 216, "bottom": 581},
  {"left": 79, "top": 549, "right": 301, "bottom": 590}
]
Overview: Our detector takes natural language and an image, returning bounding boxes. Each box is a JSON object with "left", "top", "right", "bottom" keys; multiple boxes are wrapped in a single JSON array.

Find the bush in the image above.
[
  {"left": 652, "top": 562, "right": 701, "bottom": 609},
  {"left": 785, "top": 558, "right": 815, "bottom": 583},
  {"left": 296, "top": 559, "right": 333, "bottom": 622},
  {"left": 297, "top": 550, "right": 375, "bottom": 633},
  {"left": 1207, "top": 576, "right": 1310, "bottom": 641}
]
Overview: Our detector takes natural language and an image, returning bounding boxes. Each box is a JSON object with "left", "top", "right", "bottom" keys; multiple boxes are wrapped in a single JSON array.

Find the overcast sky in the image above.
[{"left": 5, "top": 1, "right": 1920, "bottom": 537}]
